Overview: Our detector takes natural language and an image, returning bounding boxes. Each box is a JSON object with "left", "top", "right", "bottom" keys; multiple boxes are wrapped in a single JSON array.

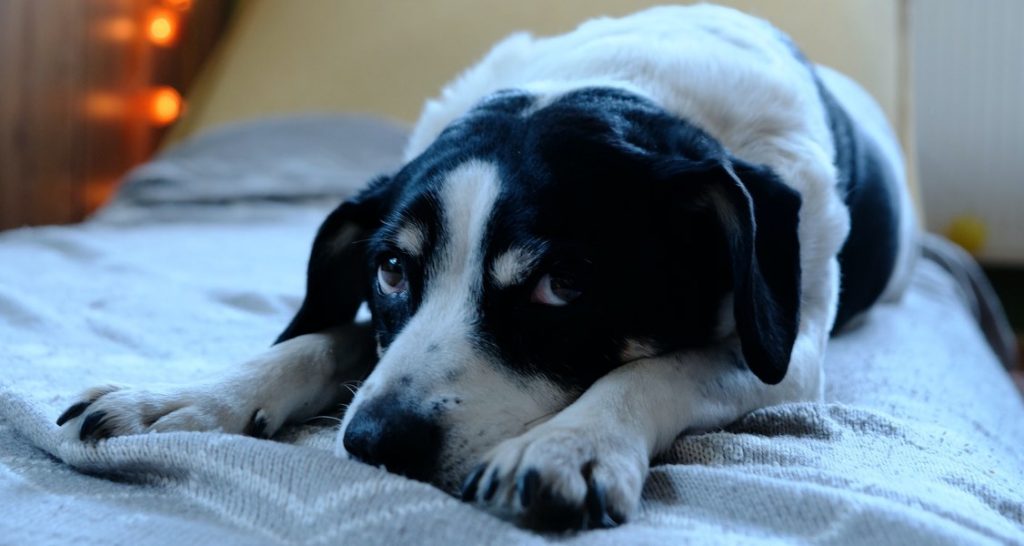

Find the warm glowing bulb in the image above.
[
  {"left": 149, "top": 87, "right": 183, "bottom": 126},
  {"left": 163, "top": 0, "right": 193, "bottom": 11},
  {"left": 146, "top": 10, "right": 178, "bottom": 46}
]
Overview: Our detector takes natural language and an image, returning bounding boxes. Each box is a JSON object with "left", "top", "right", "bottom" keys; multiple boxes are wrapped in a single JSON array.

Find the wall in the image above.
[
  {"left": 912, "top": 0, "right": 1024, "bottom": 265},
  {"left": 165, "top": 0, "right": 919, "bottom": 212},
  {"left": 169, "top": 0, "right": 909, "bottom": 142},
  {"left": 0, "top": 0, "right": 95, "bottom": 229}
]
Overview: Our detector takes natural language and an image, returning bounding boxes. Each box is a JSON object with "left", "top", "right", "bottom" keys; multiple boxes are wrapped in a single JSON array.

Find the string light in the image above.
[
  {"left": 147, "top": 87, "right": 183, "bottom": 126},
  {"left": 162, "top": 0, "right": 193, "bottom": 11},
  {"left": 81, "top": 1, "right": 193, "bottom": 212},
  {"left": 146, "top": 8, "right": 179, "bottom": 46}
]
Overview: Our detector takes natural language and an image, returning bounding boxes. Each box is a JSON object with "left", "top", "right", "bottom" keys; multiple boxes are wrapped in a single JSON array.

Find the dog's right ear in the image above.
[
  {"left": 275, "top": 176, "right": 395, "bottom": 344},
  {"left": 656, "top": 157, "right": 802, "bottom": 385}
]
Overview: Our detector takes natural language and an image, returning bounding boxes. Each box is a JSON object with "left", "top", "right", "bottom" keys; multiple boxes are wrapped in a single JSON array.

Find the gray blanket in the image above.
[{"left": 2, "top": 116, "right": 1022, "bottom": 545}]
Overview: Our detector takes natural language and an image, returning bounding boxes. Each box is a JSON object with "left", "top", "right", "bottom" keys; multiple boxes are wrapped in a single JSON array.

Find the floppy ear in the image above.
[
  {"left": 667, "top": 159, "right": 802, "bottom": 384},
  {"left": 275, "top": 176, "right": 394, "bottom": 344},
  {"left": 722, "top": 161, "right": 802, "bottom": 384}
]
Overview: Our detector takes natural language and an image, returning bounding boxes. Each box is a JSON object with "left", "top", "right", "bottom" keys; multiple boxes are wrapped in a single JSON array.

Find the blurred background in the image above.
[
  {"left": 0, "top": 0, "right": 233, "bottom": 227},
  {"left": 0, "top": 0, "right": 1020, "bottom": 346}
]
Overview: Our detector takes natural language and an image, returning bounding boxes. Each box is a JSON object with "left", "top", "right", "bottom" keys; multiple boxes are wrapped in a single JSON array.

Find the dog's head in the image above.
[{"left": 278, "top": 88, "right": 801, "bottom": 491}]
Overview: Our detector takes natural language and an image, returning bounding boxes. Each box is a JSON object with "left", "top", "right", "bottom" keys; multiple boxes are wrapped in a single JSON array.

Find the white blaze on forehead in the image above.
[
  {"left": 423, "top": 159, "right": 501, "bottom": 322},
  {"left": 371, "top": 159, "right": 502, "bottom": 368},
  {"left": 491, "top": 244, "right": 546, "bottom": 288},
  {"left": 437, "top": 160, "right": 502, "bottom": 281}
]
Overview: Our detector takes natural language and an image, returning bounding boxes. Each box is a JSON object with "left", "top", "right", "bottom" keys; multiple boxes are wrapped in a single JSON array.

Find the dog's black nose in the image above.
[{"left": 342, "top": 392, "right": 442, "bottom": 480}]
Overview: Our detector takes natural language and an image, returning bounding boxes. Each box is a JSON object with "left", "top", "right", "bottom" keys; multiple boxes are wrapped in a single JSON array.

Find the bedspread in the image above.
[{"left": 1, "top": 116, "right": 1022, "bottom": 545}]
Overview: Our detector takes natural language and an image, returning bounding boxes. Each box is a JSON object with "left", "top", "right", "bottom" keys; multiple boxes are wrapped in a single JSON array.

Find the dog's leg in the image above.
[
  {"left": 462, "top": 337, "right": 820, "bottom": 530},
  {"left": 57, "top": 323, "right": 376, "bottom": 442}
]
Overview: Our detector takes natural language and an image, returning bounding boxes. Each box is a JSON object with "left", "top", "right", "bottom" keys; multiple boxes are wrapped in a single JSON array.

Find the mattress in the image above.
[{"left": 1, "top": 116, "right": 1022, "bottom": 545}]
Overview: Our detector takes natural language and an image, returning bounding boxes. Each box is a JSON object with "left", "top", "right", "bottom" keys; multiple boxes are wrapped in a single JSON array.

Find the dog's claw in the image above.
[
  {"left": 481, "top": 468, "right": 501, "bottom": 501},
  {"left": 460, "top": 464, "right": 486, "bottom": 501},
  {"left": 246, "top": 409, "right": 270, "bottom": 439},
  {"left": 517, "top": 468, "right": 540, "bottom": 508},
  {"left": 607, "top": 507, "right": 626, "bottom": 527},
  {"left": 79, "top": 411, "right": 109, "bottom": 441},
  {"left": 530, "top": 488, "right": 584, "bottom": 531},
  {"left": 56, "top": 402, "right": 91, "bottom": 426},
  {"left": 585, "top": 476, "right": 615, "bottom": 529}
]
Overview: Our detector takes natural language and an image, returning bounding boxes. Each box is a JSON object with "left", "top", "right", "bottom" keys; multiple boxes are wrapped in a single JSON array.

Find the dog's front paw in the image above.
[
  {"left": 461, "top": 423, "right": 648, "bottom": 531},
  {"left": 56, "top": 384, "right": 273, "bottom": 442}
]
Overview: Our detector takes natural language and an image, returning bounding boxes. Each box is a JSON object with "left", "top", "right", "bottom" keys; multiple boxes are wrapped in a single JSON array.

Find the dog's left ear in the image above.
[
  {"left": 665, "top": 159, "right": 802, "bottom": 384},
  {"left": 275, "top": 175, "right": 395, "bottom": 344}
]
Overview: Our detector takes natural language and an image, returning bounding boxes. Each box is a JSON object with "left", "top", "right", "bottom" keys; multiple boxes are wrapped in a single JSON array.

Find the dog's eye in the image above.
[
  {"left": 531, "top": 274, "right": 582, "bottom": 306},
  {"left": 377, "top": 255, "right": 407, "bottom": 295}
]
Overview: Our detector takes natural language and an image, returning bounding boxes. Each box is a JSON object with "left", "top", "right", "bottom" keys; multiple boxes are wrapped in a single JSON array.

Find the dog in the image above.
[{"left": 58, "top": 5, "right": 917, "bottom": 531}]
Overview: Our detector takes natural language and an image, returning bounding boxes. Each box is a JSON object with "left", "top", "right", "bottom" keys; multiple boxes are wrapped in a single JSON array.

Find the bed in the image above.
[
  {"left": 1, "top": 114, "right": 1023, "bottom": 545},
  {"left": 4, "top": 1, "right": 1024, "bottom": 543}
]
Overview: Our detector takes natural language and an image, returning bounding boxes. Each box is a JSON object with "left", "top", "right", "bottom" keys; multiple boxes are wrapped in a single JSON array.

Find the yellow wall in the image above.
[
  {"left": 171, "top": 0, "right": 908, "bottom": 141},
  {"left": 168, "top": 0, "right": 919, "bottom": 212}
]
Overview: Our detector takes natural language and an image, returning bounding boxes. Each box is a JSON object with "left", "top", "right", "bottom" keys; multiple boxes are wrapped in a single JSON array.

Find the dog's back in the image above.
[
  {"left": 817, "top": 67, "right": 917, "bottom": 329},
  {"left": 408, "top": 4, "right": 832, "bottom": 170}
]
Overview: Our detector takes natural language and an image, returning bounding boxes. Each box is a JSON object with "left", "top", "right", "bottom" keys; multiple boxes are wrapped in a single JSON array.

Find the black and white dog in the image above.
[{"left": 59, "top": 5, "right": 916, "bottom": 530}]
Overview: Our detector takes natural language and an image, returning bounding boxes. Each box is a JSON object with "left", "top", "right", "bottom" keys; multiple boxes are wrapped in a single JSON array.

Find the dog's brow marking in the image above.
[
  {"left": 363, "top": 161, "right": 501, "bottom": 383},
  {"left": 417, "top": 160, "right": 502, "bottom": 329},
  {"left": 392, "top": 222, "right": 427, "bottom": 257},
  {"left": 438, "top": 160, "right": 500, "bottom": 282},
  {"left": 491, "top": 245, "right": 545, "bottom": 288}
]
